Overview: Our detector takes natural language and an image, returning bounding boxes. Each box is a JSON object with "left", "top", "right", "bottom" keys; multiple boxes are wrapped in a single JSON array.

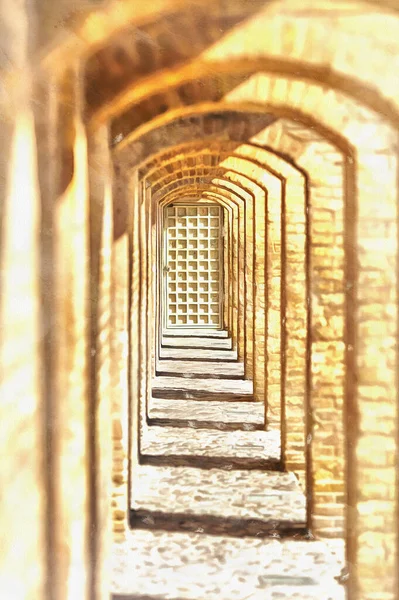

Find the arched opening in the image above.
[{"left": 1, "top": 2, "right": 398, "bottom": 600}]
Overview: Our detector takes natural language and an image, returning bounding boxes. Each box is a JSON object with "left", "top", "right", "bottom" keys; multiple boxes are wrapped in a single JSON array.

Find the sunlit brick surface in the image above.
[{"left": 2, "top": 1, "right": 399, "bottom": 600}]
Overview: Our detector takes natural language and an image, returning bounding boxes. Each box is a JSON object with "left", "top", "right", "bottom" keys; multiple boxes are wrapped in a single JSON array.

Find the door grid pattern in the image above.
[{"left": 164, "top": 204, "right": 222, "bottom": 328}]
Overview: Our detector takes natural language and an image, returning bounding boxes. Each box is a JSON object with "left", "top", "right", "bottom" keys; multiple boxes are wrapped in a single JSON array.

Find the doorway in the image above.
[{"left": 162, "top": 203, "right": 223, "bottom": 329}]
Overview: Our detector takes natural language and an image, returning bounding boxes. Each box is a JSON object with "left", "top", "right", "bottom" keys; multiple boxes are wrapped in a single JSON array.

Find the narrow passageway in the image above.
[
  {"left": 112, "top": 328, "right": 345, "bottom": 599},
  {"left": 3, "top": 3, "right": 399, "bottom": 600}
]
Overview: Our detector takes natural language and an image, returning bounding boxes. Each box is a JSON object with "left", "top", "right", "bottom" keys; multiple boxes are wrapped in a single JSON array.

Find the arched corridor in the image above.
[{"left": 0, "top": 2, "right": 398, "bottom": 599}]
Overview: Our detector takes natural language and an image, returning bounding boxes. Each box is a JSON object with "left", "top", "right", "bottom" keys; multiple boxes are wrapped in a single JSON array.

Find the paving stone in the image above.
[
  {"left": 159, "top": 347, "right": 238, "bottom": 361},
  {"left": 148, "top": 398, "right": 264, "bottom": 430},
  {"left": 131, "top": 465, "right": 306, "bottom": 534},
  {"left": 111, "top": 530, "right": 346, "bottom": 600},
  {"left": 121, "top": 334, "right": 346, "bottom": 599},
  {"left": 161, "top": 336, "right": 233, "bottom": 350},
  {"left": 129, "top": 334, "right": 345, "bottom": 598},
  {"left": 163, "top": 328, "right": 229, "bottom": 338},
  {"left": 140, "top": 426, "right": 280, "bottom": 469},
  {"left": 152, "top": 376, "right": 253, "bottom": 401},
  {"left": 155, "top": 360, "right": 245, "bottom": 379}
]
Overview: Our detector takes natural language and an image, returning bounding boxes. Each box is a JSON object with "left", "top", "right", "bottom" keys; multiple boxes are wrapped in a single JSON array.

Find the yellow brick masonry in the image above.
[
  {"left": 252, "top": 122, "right": 346, "bottom": 537},
  {"left": 154, "top": 177, "right": 249, "bottom": 363},
  {"left": 115, "top": 77, "right": 396, "bottom": 596},
  {"left": 159, "top": 185, "right": 242, "bottom": 351},
  {"left": 3, "top": 3, "right": 399, "bottom": 600},
  {"left": 220, "top": 73, "right": 398, "bottom": 597}
]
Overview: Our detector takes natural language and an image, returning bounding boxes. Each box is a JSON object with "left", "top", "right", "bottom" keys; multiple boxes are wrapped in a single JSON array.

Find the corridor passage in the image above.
[
  {"left": 3, "top": 2, "right": 399, "bottom": 600},
  {"left": 112, "top": 329, "right": 345, "bottom": 599}
]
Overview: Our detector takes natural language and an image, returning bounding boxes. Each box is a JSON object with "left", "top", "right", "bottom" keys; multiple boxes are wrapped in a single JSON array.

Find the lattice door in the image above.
[{"left": 163, "top": 204, "right": 222, "bottom": 328}]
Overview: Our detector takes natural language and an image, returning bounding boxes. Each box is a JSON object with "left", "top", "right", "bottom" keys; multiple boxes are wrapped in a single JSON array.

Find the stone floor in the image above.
[
  {"left": 152, "top": 376, "right": 253, "bottom": 400},
  {"left": 163, "top": 328, "right": 230, "bottom": 338},
  {"left": 112, "top": 531, "right": 346, "bottom": 600},
  {"left": 141, "top": 425, "right": 280, "bottom": 469},
  {"left": 159, "top": 347, "right": 237, "bottom": 361},
  {"left": 131, "top": 465, "right": 306, "bottom": 535},
  {"left": 148, "top": 398, "right": 264, "bottom": 430},
  {"left": 155, "top": 359, "right": 245, "bottom": 379},
  {"left": 112, "top": 330, "right": 347, "bottom": 600},
  {"left": 161, "top": 336, "right": 233, "bottom": 350}
]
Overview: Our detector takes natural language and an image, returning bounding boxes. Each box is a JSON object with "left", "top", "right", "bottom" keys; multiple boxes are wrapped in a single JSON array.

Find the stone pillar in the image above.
[
  {"left": 0, "top": 80, "right": 46, "bottom": 600},
  {"left": 0, "top": 0, "right": 47, "bottom": 593},
  {"left": 110, "top": 228, "right": 130, "bottom": 542},
  {"left": 88, "top": 124, "right": 113, "bottom": 598},
  {"left": 139, "top": 180, "right": 149, "bottom": 437},
  {"left": 129, "top": 170, "right": 141, "bottom": 478},
  {"left": 50, "top": 66, "right": 91, "bottom": 600},
  {"left": 223, "top": 207, "right": 230, "bottom": 331},
  {"left": 350, "top": 148, "right": 398, "bottom": 600}
]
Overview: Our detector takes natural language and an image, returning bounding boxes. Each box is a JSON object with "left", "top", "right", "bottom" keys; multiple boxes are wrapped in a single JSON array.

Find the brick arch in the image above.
[
  {"left": 158, "top": 181, "right": 247, "bottom": 364},
  {"left": 4, "top": 3, "right": 399, "bottom": 599},
  {"left": 158, "top": 192, "right": 240, "bottom": 372},
  {"left": 153, "top": 172, "right": 255, "bottom": 365},
  {"left": 113, "top": 100, "right": 351, "bottom": 161},
  {"left": 139, "top": 140, "right": 250, "bottom": 177},
  {"left": 112, "top": 67, "right": 399, "bottom": 600},
  {"left": 130, "top": 133, "right": 346, "bottom": 542},
  {"left": 140, "top": 140, "right": 301, "bottom": 450},
  {"left": 85, "top": 6, "right": 399, "bottom": 128},
  {"left": 112, "top": 110, "right": 276, "bottom": 166},
  {"left": 152, "top": 166, "right": 235, "bottom": 195},
  {"left": 144, "top": 150, "right": 247, "bottom": 185},
  {"left": 140, "top": 129, "right": 349, "bottom": 545},
  {"left": 40, "top": 0, "right": 399, "bottom": 78},
  {"left": 155, "top": 166, "right": 261, "bottom": 387},
  {"left": 144, "top": 149, "right": 307, "bottom": 486},
  {"left": 114, "top": 69, "right": 398, "bottom": 595}
]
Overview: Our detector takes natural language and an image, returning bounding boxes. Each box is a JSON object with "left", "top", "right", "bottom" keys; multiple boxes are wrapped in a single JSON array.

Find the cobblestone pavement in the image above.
[
  {"left": 131, "top": 465, "right": 306, "bottom": 526},
  {"left": 141, "top": 425, "right": 280, "bottom": 467},
  {"left": 113, "top": 331, "right": 347, "bottom": 600},
  {"left": 155, "top": 359, "right": 245, "bottom": 378},
  {"left": 159, "top": 347, "right": 237, "bottom": 360},
  {"left": 161, "top": 336, "right": 233, "bottom": 349},
  {"left": 148, "top": 398, "right": 264, "bottom": 429},
  {"left": 163, "top": 328, "right": 229, "bottom": 338},
  {"left": 152, "top": 376, "right": 253, "bottom": 400},
  {"left": 111, "top": 531, "right": 346, "bottom": 600}
]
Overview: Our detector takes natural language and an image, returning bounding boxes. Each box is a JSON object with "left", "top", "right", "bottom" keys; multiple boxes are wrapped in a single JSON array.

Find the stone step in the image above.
[
  {"left": 155, "top": 360, "right": 244, "bottom": 379},
  {"left": 112, "top": 530, "right": 346, "bottom": 600},
  {"left": 140, "top": 426, "right": 280, "bottom": 470},
  {"left": 159, "top": 347, "right": 238, "bottom": 361},
  {"left": 162, "top": 328, "right": 229, "bottom": 338},
  {"left": 152, "top": 376, "right": 253, "bottom": 401},
  {"left": 148, "top": 398, "right": 264, "bottom": 431},
  {"left": 131, "top": 465, "right": 306, "bottom": 536},
  {"left": 161, "top": 336, "right": 233, "bottom": 350}
]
